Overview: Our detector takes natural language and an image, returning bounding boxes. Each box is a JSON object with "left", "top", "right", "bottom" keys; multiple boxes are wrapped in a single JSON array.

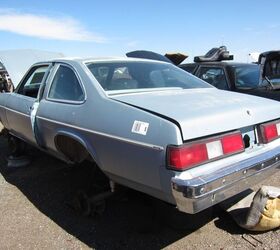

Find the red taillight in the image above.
[
  {"left": 168, "top": 143, "right": 208, "bottom": 170},
  {"left": 167, "top": 131, "right": 244, "bottom": 171},
  {"left": 221, "top": 133, "right": 244, "bottom": 154},
  {"left": 259, "top": 120, "right": 280, "bottom": 143}
]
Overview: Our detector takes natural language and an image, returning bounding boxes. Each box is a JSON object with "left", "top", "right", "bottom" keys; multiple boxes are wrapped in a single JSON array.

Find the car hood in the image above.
[
  {"left": 111, "top": 88, "right": 280, "bottom": 141},
  {"left": 0, "top": 49, "right": 64, "bottom": 87}
]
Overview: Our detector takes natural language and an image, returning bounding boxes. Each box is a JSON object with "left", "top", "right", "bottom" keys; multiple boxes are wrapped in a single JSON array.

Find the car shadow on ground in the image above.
[
  {"left": 213, "top": 208, "right": 245, "bottom": 234},
  {"left": 0, "top": 136, "right": 213, "bottom": 249}
]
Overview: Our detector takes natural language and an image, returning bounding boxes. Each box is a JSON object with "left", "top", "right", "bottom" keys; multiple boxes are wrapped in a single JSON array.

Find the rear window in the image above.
[{"left": 86, "top": 61, "right": 211, "bottom": 94}]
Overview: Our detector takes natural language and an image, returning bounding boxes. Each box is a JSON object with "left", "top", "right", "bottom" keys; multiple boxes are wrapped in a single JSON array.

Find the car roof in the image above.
[{"left": 39, "top": 57, "right": 171, "bottom": 65}]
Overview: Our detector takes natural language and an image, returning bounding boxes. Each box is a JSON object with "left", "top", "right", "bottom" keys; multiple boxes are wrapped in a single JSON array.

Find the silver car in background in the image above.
[{"left": 0, "top": 57, "right": 279, "bottom": 214}]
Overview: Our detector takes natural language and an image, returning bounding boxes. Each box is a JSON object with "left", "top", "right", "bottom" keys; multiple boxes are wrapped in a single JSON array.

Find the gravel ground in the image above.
[{"left": 0, "top": 136, "right": 279, "bottom": 250}]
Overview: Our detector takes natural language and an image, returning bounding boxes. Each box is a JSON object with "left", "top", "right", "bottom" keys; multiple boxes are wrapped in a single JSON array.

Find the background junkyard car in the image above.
[
  {"left": 0, "top": 56, "right": 280, "bottom": 215},
  {"left": 179, "top": 47, "right": 280, "bottom": 101}
]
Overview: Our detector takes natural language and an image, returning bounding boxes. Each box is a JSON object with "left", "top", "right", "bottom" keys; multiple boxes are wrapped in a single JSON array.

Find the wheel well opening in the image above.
[{"left": 55, "top": 135, "right": 89, "bottom": 164}]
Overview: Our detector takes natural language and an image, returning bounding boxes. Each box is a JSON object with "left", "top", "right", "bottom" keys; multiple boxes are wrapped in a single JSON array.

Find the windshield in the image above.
[
  {"left": 233, "top": 64, "right": 260, "bottom": 89},
  {"left": 86, "top": 61, "right": 211, "bottom": 94}
]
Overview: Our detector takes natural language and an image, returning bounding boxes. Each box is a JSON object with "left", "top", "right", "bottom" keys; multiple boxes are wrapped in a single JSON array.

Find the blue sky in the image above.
[{"left": 0, "top": 0, "right": 279, "bottom": 62}]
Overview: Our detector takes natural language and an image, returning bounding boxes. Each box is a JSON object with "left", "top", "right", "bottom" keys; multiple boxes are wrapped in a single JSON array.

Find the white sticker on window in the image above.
[{"left": 131, "top": 120, "right": 149, "bottom": 135}]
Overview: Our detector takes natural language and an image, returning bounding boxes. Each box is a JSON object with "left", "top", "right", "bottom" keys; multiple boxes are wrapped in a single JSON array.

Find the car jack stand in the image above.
[
  {"left": 6, "top": 136, "right": 30, "bottom": 168},
  {"left": 69, "top": 181, "right": 115, "bottom": 217}
]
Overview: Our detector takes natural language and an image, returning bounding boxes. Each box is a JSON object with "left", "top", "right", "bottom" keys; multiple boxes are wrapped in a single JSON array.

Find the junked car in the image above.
[
  {"left": 179, "top": 47, "right": 280, "bottom": 102},
  {"left": 0, "top": 56, "right": 280, "bottom": 214},
  {"left": 129, "top": 48, "right": 280, "bottom": 102}
]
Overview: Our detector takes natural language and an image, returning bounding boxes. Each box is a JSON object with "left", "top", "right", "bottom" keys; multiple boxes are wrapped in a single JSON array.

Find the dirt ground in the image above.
[{"left": 0, "top": 136, "right": 279, "bottom": 250}]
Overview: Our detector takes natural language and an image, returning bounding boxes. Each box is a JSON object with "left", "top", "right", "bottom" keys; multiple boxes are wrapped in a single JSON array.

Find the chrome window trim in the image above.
[
  {"left": 36, "top": 115, "right": 164, "bottom": 151},
  {"left": 46, "top": 63, "right": 87, "bottom": 104}
]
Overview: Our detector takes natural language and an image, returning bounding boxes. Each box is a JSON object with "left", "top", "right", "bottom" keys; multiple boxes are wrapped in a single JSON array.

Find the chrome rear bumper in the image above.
[{"left": 171, "top": 146, "right": 280, "bottom": 214}]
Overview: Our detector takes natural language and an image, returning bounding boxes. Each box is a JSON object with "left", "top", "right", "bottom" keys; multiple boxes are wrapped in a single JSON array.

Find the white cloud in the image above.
[
  {"left": 126, "top": 41, "right": 140, "bottom": 48},
  {"left": 268, "top": 23, "right": 280, "bottom": 29},
  {"left": 0, "top": 9, "right": 106, "bottom": 42}
]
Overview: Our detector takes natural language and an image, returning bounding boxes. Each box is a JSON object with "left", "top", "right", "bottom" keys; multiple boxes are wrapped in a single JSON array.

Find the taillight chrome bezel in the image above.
[
  {"left": 258, "top": 119, "right": 280, "bottom": 144},
  {"left": 167, "top": 130, "right": 245, "bottom": 171}
]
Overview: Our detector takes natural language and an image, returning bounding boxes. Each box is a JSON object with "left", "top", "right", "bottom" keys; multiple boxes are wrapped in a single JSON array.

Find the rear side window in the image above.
[
  {"left": 197, "top": 67, "right": 229, "bottom": 90},
  {"left": 48, "top": 65, "right": 84, "bottom": 102}
]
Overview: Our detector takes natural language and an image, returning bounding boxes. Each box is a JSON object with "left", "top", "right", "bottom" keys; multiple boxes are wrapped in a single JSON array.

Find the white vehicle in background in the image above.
[{"left": 0, "top": 49, "right": 64, "bottom": 90}]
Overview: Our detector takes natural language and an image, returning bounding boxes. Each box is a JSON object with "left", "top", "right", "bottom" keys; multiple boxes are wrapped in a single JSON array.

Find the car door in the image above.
[
  {"left": 5, "top": 64, "right": 51, "bottom": 145},
  {"left": 35, "top": 63, "right": 86, "bottom": 153},
  {"left": 196, "top": 66, "right": 230, "bottom": 90}
]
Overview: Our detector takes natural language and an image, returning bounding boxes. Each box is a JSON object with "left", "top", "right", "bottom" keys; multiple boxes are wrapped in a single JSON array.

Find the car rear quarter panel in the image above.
[{"left": 36, "top": 61, "right": 182, "bottom": 201}]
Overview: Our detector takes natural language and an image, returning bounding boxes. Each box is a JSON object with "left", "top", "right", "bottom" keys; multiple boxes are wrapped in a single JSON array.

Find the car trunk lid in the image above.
[
  {"left": 126, "top": 50, "right": 188, "bottom": 65},
  {"left": 111, "top": 88, "right": 280, "bottom": 141}
]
